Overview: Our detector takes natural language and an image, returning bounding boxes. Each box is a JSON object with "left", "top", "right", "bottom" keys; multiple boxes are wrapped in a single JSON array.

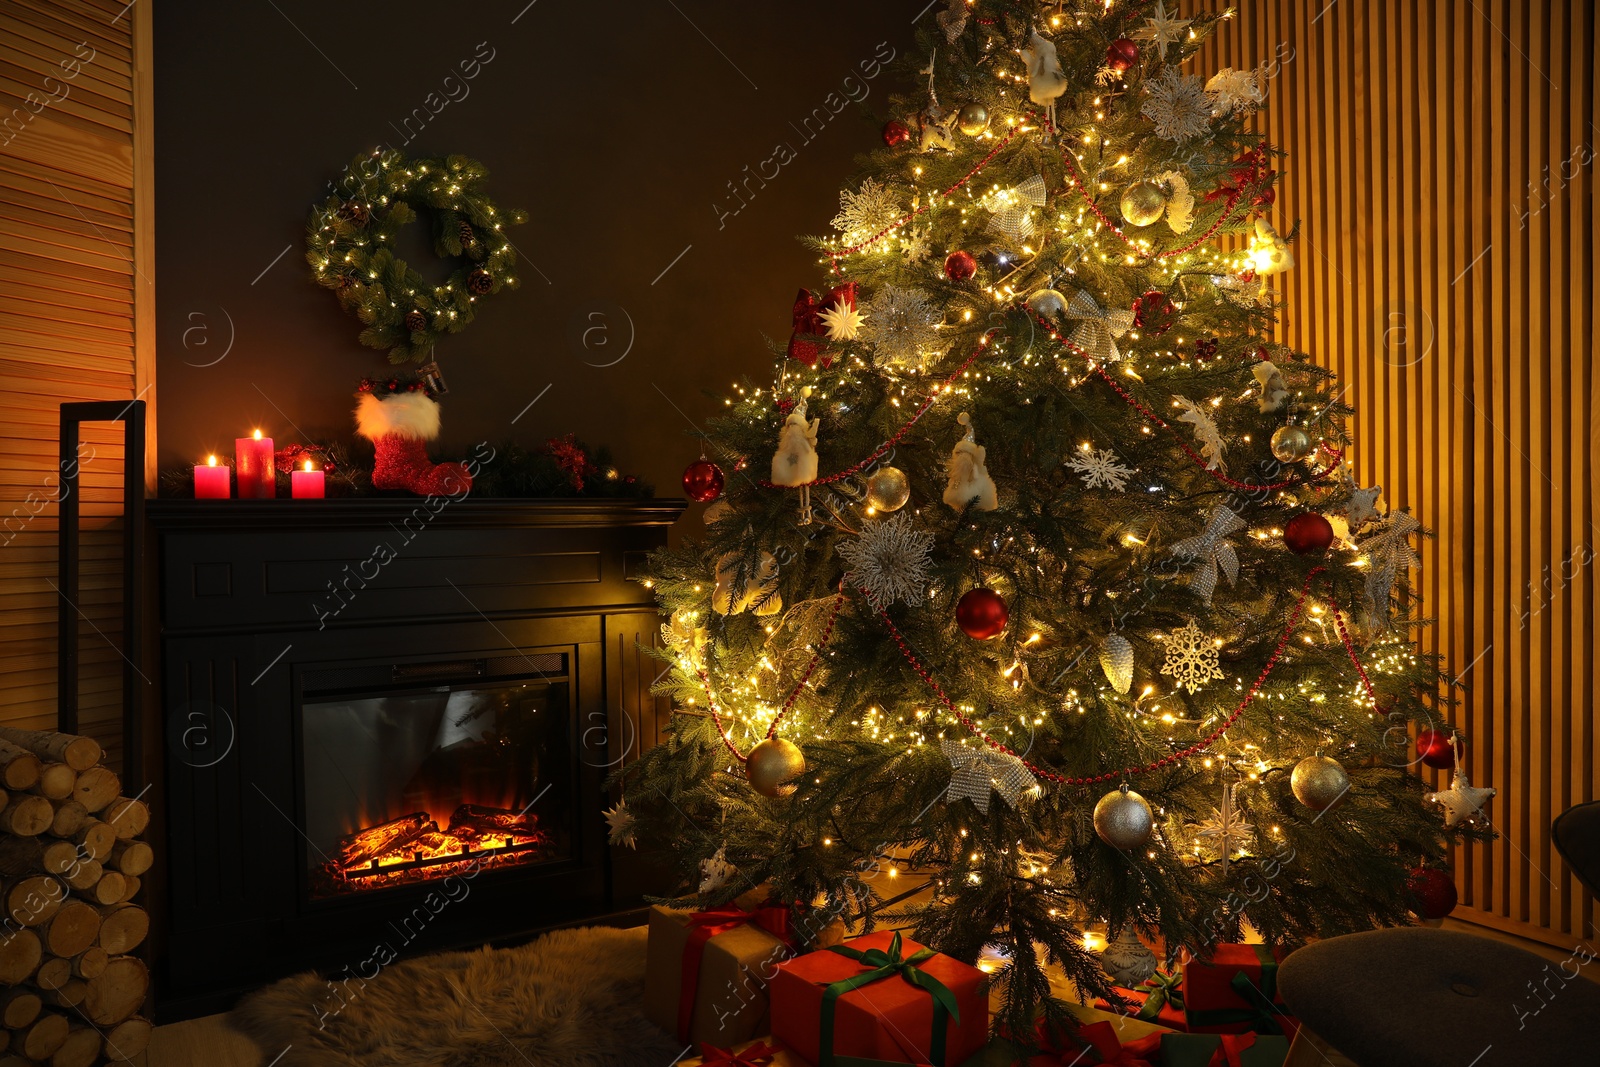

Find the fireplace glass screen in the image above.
[{"left": 301, "top": 673, "right": 570, "bottom": 898}]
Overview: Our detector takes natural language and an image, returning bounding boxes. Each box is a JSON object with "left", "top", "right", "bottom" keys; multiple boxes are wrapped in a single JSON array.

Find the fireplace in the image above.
[
  {"left": 148, "top": 499, "right": 684, "bottom": 1020},
  {"left": 300, "top": 658, "right": 572, "bottom": 898}
]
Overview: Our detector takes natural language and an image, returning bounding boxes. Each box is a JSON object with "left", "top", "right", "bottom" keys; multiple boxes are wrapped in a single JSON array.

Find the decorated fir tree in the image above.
[{"left": 614, "top": 1, "right": 1492, "bottom": 1038}]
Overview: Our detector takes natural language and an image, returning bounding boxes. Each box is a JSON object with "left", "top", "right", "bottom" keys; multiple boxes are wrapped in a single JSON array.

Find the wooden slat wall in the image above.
[
  {"left": 1189, "top": 0, "right": 1595, "bottom": 947},
  {"left": 0, "top": 0, "right": 154, "bottom": 772}
]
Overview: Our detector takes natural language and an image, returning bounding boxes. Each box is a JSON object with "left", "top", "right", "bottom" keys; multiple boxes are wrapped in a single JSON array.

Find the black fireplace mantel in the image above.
[{"left": 147, "top": 496, "right": 686, "bottom": 1020}]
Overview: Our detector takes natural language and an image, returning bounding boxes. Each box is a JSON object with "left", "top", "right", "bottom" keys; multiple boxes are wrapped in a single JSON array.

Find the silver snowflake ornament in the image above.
[
  {"left": 1161, "top": 619, "right": 1224, "bottom": 692},
  {"left": 1142, "top": 67, "right": 1213, "bottom": 142},
  {"left": 1068, "top": 447, "right": 1135, "bottom": 492},
  {"left": 1170, "top": 504, "right": 1245, "bottom": 604},
  {"left": 941, "top": 739, "right": 1039, "bottom": 813},
  {"left": 604, "top": 798, "right": 637, "bottom": 850},
  {"left": 1174, "top": 396, "right": 1228, "bottom": 472},
  {"left": 832, "top": 179, "right": 901, "bottom": 245},
  {"left": 860, "top": 285, "right": 942, "bottom": 370},
  {"left": 900, "top": 227, "right": 931, "bottom": 264},
  {"left": 836, "top": 511, "right": 935, "bottom": 610}
]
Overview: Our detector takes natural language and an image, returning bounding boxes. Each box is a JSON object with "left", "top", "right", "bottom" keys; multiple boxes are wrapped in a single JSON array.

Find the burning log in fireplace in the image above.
[{"left": 321, "top": 803, "right": 550, "bottom": 892}]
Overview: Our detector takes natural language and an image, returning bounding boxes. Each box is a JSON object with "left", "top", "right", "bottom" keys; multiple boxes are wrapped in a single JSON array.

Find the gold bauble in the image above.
[
  {"left": 1119, "top": 180, "right": 1168, "bottom": 227},
  {"left": 747, "top": 737, "right": 806, "bottom": 798},
  {"left": 1093, "top": 785, "right": 1154, "bottom": 850},
  {"left": 1291, "top": 755, "right": 1350, "bottom": 811},
  {"left": 1270, "top": 425, "right": 1313, "bottom": 463},
  {"left": 865, "top": 466, "right": 911, "bottom": 512},
  {"left": 956, "top": 102, "right": 990, "bottom": 136}
]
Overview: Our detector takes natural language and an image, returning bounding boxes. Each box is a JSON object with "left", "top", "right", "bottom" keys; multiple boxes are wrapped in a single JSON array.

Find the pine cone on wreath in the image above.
[
  {"left": 467, "top": 269, "right": 493, "bottom": 295},
  {"left": 336, "top": 200, "right": 369, "bottom": 225},
  {"left": 404, "top": 310, "right": 427, "bottom": 333},
  {"left": 458, "top": 220, "right": 476, "bottom": 250}
]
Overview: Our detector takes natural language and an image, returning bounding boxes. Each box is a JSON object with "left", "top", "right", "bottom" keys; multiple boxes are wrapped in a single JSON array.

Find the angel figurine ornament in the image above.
[
  {"left": 1020, "top": 28, "right": 1068, "bottom": 121},
  {"left": 771, "top": 386, "right": 820, "bottom": 523},
  {"left": 943, "top": 411, "right": 998, "bottom": 512}
]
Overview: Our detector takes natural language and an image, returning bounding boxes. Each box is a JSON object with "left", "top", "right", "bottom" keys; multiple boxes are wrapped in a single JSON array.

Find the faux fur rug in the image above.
[{"left": 229, "top": 925, "right": 683, "bottom": 1067}]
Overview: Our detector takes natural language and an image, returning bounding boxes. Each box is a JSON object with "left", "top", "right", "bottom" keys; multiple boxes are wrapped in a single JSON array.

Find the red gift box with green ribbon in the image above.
[
  {"left": 1093, "top": 969, "right": 1187, "bottom": 1030},
  {"left": 1180, "top": 944, "right": 1298, "bottom": 1039},
  {"left": 770, "top": 930, "right": 988, "bottom": 1067}
]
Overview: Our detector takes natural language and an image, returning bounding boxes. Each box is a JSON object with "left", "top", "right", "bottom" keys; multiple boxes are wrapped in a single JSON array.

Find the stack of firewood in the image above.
[{"left": 0, "top": 728, "right": 151, "bottom": 1066}]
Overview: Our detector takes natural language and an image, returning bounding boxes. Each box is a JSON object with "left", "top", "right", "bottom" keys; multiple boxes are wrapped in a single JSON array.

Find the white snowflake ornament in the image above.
[
  {"left": 1142, "top": 68, "right": 1212, "bottom": 141},
  {"left": 604, "top": 799, "right": 637, "bottom": 850},
  {"left": 699, "top": 846, "right": 736, "bottom": 894},
  {"left": 1161, "top": 620, "right": 1224, "bottom": 692},
  {"left": 1174, "top": 396, "right": 1227, "bottom": 472},
  {"left": 836, "top": 511, "right": 935, "bottom": 610},
  {"left": 832, "top": 180, "right": 901, "bottom": 245},
  {"left": 900, "top": 227, "right": 931, "bottom": 264},
  {"left": 1068, "top": 446, "right": 1134, "bottom": 492}
]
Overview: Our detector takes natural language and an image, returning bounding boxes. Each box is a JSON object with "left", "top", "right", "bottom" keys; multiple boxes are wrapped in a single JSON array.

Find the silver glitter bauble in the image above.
[
  {"left": 1270, "top": 425, "right": 1313, "bottom": 463},
  {"left": 747, "top": 737, "right": 806, "bottom": 798},
  {"left": 1291, "top": 755, "right": 1350, "bottom": 811},
  {"left": 1119, "top": 180, "right": 1168, "bottom": 227},
  {"left": 1027, "top": 288, "right": 1068, "bottom": 318},
  {"left": 865, "top": 466, "right": 911, "bottom": 512},
  {"left": 1094, "top": 785, "right": 1154, "bottom": 850}
]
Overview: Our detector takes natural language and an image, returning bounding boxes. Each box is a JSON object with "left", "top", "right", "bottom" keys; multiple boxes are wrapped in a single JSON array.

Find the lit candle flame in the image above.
[
  {"left": 206, "top": 454, "right": 217, "bottom": 467},
  {"left": 252, "top": 429, "right": 263, "bottom": 441},
  {"left": 303, "top": 459, "right": 314, "bottom": 472}
]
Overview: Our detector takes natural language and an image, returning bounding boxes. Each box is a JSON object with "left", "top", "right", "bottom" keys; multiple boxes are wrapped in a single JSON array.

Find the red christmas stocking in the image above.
[{"left": 355, "top": 391, "right": 473, "bottom": 496}]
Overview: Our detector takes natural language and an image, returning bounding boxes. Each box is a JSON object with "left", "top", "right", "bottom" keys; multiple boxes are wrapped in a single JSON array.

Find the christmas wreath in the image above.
[{"left": 305, "top": 149, "right": 527, "bottom": 363}]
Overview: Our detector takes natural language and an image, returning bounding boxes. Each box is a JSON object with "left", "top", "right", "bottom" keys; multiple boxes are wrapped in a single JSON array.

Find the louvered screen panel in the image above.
[
  {"left": 0, "top": 0, "right": 153, "bottom": 773},
  {"left": 1186, "top": 0, "right": 1595, "bottom": 948}
]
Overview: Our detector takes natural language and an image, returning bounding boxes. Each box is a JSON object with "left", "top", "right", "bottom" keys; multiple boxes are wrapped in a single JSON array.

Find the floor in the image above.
[{"left": 148, "top": 917, "right": 1595, "bottom": 1067}]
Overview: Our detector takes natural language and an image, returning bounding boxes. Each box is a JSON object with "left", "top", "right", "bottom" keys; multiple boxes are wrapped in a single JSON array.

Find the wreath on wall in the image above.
[{"left": 305, "top": 149, "right": 528, "bottom": 363}]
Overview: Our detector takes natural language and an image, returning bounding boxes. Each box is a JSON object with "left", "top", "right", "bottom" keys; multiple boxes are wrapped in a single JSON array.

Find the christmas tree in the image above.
[{"left": 614, "top": 1, "right": 1491, "bottom": 1038}]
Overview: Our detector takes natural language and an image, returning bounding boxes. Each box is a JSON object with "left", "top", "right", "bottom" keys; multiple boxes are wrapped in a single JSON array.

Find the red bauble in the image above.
[
  {"left": 1106, "top": 38, "right": 1139, "bottom": 73},
  {"left": 956, "top": 587, "right": 1008, "bottom": 640},
  {"left": 944, "top": 250, "right": 978, "bottom": 282},
  {"left": 1132, "top": 289, "right": 1178, "bottom": 334},
  {"left": 1283, "top": 513, "right": 1335, "bottom": 555},
  {"left": 882, "top": 119, "right": 912, "bottom": 148},
  {"left": 1415, "top": 728, "right": 1458, "bottom": 770},
  {"left": 681, "top": 459, "right": 725, "bottom": 503},
  {"left": 1407, "top": 867, "right": 1458, "bottom": 919}
]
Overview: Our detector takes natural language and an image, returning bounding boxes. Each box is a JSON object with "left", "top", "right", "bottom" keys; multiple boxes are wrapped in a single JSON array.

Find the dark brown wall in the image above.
[{"left": 154, "top": 1, "right": 920, "bottom": 492}]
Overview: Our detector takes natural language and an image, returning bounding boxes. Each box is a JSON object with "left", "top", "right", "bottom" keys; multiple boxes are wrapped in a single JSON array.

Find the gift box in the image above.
[
  {"left": 643, "top": 899, "right": 796, "bottom": 1046},
  {"left": 1181, "top": 944, "right": 1297, "bottom": 1039},
  {"left": 1024, "top": 1018, "right": 1163, "bottom": 1066},
  {"left": 1092, "top": 970, "right": 1187, "bottom": 1031},
  {"left": 771, "top": 930, "right": 989, "bottom": 1067},
  {"left": 678, "top": 1039, "right": 810, "bottom": 1066},
  {"left": 1159, "top": 1032, "right": 1290, "bottom": 1067}
]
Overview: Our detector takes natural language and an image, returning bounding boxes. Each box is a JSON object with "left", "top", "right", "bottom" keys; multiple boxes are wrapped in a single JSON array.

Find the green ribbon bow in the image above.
[
  {"left": 1132, "top": 969, "right": 1184, "bottom": 1020},
  {"left": 819, "top": 932, "right": 963, "bottom": 1067},
  {"left": 1184, "top": 944, "right": 1290, "bottom": 1035}
]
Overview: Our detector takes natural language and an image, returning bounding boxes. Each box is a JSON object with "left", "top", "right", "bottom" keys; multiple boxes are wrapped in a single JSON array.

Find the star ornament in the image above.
[
  {"left": 604, "top": 799, "right": 637, "bottom": 849},
  {"left": 1427, "top": 771, "right": 1495, "bottom": 828},
  {"left": 941, "top": 739, "right": 1039, "bottom": 813},
  {"left": 1132, "top": 0, "right": 1193, "bottom": 58},
  {"left": 820, "top": 299, "right": 866, "bottom": 342}
]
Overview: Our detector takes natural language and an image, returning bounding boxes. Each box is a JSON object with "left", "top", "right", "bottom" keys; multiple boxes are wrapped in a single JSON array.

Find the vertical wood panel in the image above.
[
  {"left": 0, "top": 0, "right": 152, "bottom": 772},
  {"left": 1189, "top": 0, "right": 1597, "bottom": 948}
]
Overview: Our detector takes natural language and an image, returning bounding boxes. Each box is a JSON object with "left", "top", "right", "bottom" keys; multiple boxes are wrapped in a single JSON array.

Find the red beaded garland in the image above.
[
  {"left": 955, "top": 587, "right": 1008, "bottom": 639},
  {"left": 1284, "top": 512, "right": 1336, "bottom": 555},
  {"left": 1415, "top": 727, "right": 1457, "bottom": 770},
  {"left": 944, "top": 250, "right": 978, "bottom": 282},
  {"left": 882, "top": 119, "right": 912, "bottom": 148},
  {"left": 1106, "top": 38, "right": 1139, "bottom": 72},
  {"left": 1407, "top": 867, "right": 1459, "bottom": 919},
  {"left": 681, "top": 459, "right": 725, "bottom": 503}
]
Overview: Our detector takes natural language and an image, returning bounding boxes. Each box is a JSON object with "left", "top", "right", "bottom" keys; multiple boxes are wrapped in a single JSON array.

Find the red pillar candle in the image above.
[
  {"left": 194, "top": 455, "right": 230, "bottom": 499},
  {"left": 291, "top": 459, "right": 325, "bottom": 499},
  {"left": 235, "top": 429, "right": 275, "bottom": 499}
]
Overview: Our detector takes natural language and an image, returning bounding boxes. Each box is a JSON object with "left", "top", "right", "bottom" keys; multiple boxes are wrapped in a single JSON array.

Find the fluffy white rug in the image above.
[{"left": 229, "top": 925, "right": 683, "bottom": 1067}]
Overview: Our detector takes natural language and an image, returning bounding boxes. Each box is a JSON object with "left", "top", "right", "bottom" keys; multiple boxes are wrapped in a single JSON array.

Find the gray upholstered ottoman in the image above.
[{"left": 1277, "top": 928, "right": 1599, "bottom": 1067}]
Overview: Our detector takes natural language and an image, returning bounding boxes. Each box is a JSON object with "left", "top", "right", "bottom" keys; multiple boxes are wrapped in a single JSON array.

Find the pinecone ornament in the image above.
[
  {"left": 467, "top": 269, "right": 493, "bottom": 294},
  {"left": 336, "top": 199, "right": 369, "bottom": 225},
  {"left": 404, "top": 310, "right": 427, "bottom": 333},
  {"left": 458, "top": 220, "right": 476, "bottom": 250}
]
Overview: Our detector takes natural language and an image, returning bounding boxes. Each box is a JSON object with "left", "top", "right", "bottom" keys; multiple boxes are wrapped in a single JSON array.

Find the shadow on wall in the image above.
[{"left": 154, "top": 0, "right": 923, "bottom": 496}]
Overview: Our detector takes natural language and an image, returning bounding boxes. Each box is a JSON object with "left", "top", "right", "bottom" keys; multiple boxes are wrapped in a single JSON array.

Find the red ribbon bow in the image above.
[
  {"left": 1206, "top": 1032, "right": 1259, "bottom": 1067},
  {"left": 1033, "top": 1019, "right": 1161, "bottom": 1066},
  {"left": 787, "top": 283, "right": 857, "bottom": 367},
  {"left": 677, "top": 903, "right": 797, "bottom": 1042},
  {"left": 695, "top": 1040, "right": 780, "bottom": 1065},
  {"left": 1206, "top": 147, "right": 1275, "bottom": 206}
]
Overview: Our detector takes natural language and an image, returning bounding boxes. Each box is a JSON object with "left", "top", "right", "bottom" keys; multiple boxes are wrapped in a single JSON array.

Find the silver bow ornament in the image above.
[
  {"left": 1170, "top": 504, "right": 1245, "bottom": 604},
  {"left": 984, "top": 175, "right": 1048, "bottom": 242},
  {"left": 941, "top": 738, "right": 1039, "bottom": 813},
  {"left": 1065, "top": 290, "right": 1137, "bottom": 362}
]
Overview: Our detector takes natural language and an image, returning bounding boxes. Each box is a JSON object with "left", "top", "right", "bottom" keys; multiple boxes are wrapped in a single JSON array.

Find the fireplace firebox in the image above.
[{"left": 148, "top": 499, "right": 684, "bottom": 1021}]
